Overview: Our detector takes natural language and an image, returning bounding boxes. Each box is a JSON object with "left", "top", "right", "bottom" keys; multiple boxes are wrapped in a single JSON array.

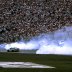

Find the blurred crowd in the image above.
[{"left": 0, "top": 0, "right": 72, "bottom": 43}]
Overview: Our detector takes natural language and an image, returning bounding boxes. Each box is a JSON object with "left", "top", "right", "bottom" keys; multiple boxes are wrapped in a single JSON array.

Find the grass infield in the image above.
[{"left": 0, "top": 52, "right": 72, "bottom": 72}]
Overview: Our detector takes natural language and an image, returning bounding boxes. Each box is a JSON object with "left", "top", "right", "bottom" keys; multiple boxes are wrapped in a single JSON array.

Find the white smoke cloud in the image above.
[
  {"left": 5, "top": 41, "right": 39, "bottom": 50},
  {"left": 36, "top": 40, "right": 72, "bottom": 55},
  {"left": 3, "top": 26, "right": 72, "bottom": 55}
]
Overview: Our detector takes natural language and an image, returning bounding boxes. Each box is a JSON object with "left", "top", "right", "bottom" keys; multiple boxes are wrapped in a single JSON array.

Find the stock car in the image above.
[{"left": 7, "top": 48, "right": 19, "bottom": 52}]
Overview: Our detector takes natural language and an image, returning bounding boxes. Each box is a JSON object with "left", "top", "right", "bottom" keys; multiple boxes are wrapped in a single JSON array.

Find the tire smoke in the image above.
[{"left": 2, "top": 26, "right": 72, "bottom": 55}]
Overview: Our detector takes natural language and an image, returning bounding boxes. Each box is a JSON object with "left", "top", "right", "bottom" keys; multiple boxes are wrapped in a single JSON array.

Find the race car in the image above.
[{"left": 7, "top": 48, "right": 19, "bottom": 52}]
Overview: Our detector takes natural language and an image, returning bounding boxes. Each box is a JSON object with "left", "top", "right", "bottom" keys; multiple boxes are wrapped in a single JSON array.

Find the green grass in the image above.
[{"left": 0, "top": 52, "right": 72, "bottom": 72}]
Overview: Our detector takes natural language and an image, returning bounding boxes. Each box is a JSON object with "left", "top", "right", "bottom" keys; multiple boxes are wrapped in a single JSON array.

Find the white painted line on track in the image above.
[{"left": 0, "top": 62, "right": 55, "bottom": 68}]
